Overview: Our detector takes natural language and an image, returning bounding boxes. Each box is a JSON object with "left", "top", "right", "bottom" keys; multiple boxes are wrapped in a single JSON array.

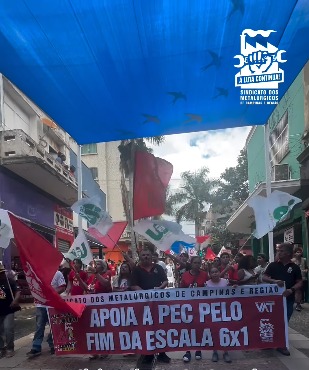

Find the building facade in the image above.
[
  {"left": 0, "top": 75, "right": 105, "bottom": 261},
  {"left": 80, "top": 141, "right": 126, "bottom": 221},
  {"left": 227, "top": 62, "right": 309, "bottom": 265}
]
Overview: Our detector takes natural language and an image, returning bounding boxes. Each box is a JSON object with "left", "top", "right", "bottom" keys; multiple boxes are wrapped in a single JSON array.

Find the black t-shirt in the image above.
[
  {"left": 131, "top": 264, "right": 167, "bottom": 290},
  {"left": 265, "top": 261, "right": 302, "bottom": 301},
  {"left": 0, "top": 277, "right": 19, "bottom": 316}
]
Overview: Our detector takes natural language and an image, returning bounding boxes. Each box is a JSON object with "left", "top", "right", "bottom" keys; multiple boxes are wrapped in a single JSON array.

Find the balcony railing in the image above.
[{"left": 0, "top": 129, "right": 77, "bottom": 188}]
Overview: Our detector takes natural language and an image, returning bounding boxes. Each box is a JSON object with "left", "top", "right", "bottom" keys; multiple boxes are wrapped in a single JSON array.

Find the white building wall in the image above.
[{"left": 81, "top": 141, "right": 125, "bottom": 222}]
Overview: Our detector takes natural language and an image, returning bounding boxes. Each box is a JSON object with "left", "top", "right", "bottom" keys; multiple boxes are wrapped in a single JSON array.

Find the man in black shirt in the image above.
[
  {"left": 131, "top": 249, "right": 170, "bottom": 365},
  {"left": 0, "top": 263, "right": 21, "bottom": 358},
  {"left": 264, "top": 243, "right": 302, "bottom": 356}
]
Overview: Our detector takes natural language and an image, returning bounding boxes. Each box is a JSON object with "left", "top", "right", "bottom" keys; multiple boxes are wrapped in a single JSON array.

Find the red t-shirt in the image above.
[
  {"left": 220, "top": 265, "right": 238, "bottom": 281},
  {"left": 180, "top": 270, "right": 208, "bottom": 288},
  {"left": 68, "top": 270, "right": 88, "bottom": 296},
  {"left": 87, "top": 271, "right": 112, "bottom": 294},
  {"left": 109, "top": 264, "right": 117, "bottom": 277}
]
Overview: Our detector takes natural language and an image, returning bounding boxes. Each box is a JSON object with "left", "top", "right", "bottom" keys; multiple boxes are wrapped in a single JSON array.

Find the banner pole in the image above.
[
  {"left": 264, "top": 122, "right": 274, "bottom": 262},
  {"left": 77, "top": 144, "right": 83, "bottom": 234}
]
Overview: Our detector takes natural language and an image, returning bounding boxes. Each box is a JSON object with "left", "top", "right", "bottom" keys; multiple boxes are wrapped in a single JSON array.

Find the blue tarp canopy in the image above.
[{"left": 0, "top": 0, "right": 308, "bottom": 144}]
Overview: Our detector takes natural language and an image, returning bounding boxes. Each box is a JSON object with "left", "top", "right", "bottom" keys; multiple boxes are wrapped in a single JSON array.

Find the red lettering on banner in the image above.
[{"left": 49, "top": 286, "right": 287, "bottom": 355}]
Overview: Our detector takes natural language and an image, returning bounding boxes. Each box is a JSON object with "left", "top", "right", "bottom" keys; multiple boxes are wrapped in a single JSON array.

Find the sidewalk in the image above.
[{"left": 2, "top": 326, "right": 309, "bottom": 370}]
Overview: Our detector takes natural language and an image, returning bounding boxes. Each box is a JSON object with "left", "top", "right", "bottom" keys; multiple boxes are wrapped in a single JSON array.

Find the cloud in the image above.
[{"left": 151, "top": 126, "right": 252, "bottom": 187}]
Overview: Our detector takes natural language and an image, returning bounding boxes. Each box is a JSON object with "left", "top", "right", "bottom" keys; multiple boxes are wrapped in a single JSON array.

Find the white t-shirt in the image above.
[
  {"left": 205, "top": 278, "right": 229, "bottom": 287},
  {"left": 36, "top": 271, "right": 66, "bottom": 307}
]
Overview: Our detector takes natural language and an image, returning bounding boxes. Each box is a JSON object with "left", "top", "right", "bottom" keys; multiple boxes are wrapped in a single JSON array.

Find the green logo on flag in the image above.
[
  {"left": 80, "top": 204, "right": 102, "bottom": 225},
  {"left": 273, "top": 199, "right": 295, "bottom": 222},
  {"left": 146, "top": 224, "right": 169, "bottom": 241},
  {"left": 71, "top": 242, "right": 88, "bottom": 259}
]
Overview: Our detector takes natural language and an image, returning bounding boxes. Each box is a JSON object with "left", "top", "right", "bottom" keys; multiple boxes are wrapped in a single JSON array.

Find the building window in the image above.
[
  {"left": 269, "top": 111, "right": 289, "bottom": 166},
  {"left": 81, "top": 143, "right": 97, "bottom": 155},
  {"left": 90, "top": 167, "right": 98, "bottom": 180}
]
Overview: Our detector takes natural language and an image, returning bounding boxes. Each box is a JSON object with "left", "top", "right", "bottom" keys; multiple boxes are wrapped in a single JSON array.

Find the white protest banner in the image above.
[{"left": 49, "top": 285, "right": 287, "bottom": 355}]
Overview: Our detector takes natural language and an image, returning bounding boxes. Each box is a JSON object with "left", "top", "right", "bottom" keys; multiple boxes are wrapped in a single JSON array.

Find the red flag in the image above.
[
  {"left": 9, "top": 213, "right": 85, "bottom": 317},
  {"left": 88, "top": 221, "right": 128, "bottom": 250},
  {"left": 205, "top": 247, "right": 217, "bottom": 260},
  {"left": 133, "top": 151, "right": 173, "bottom": 220},
  {"left": 196, "top": 235, "right": 211, "bottom": 244}
]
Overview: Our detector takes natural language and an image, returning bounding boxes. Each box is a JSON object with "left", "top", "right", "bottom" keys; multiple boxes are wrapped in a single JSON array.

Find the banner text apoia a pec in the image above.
[{"left": 48, "top": 285, "right": 288, "bottom": 355}]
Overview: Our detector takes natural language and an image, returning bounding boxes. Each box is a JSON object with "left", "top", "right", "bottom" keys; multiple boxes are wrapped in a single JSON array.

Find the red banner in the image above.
[
  {"left": 49, "top": 285, "right": 288, "bottom": 355},
  {"left": 133, "top": 151, "right": 173, "bottom": 220}
]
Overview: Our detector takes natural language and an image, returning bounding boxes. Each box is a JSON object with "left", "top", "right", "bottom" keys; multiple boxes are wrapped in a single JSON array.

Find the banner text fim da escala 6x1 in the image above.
[{"left": 48, "top": 285, "right": 288, "bottom": 355}]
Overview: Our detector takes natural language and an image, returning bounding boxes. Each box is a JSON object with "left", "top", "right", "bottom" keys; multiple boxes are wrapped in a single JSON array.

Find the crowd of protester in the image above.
[{"left": 0, "top": 243, "right": 306, "bottom": 364}]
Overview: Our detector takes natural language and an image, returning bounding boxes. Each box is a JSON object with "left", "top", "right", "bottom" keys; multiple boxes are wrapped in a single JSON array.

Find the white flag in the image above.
[
  {"left": 133, "top": 220, "right": 195, "bottom": 252},
  {"left": 65, "top": 231, "right": 93, "bottom": 265},
  {"left": 152, "top": 220, "right": 183, "bottom": 234},
  {"left": 71, "top": 196, "right": 113, "bottom": 235},
  {"left": 0, "top": 209, "right": 14, "bottom": 249},
  {"left": 248, "top": 190, "right": 301, "bottom": 239}
]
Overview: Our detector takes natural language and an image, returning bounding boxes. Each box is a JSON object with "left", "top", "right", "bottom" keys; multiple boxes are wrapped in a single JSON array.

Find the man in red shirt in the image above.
[
  {"left": 180, "top": 256, "right": 208, "bottom": 288},
  {"left": 66, "top": 259, "right": 88, "bottom": 296}
]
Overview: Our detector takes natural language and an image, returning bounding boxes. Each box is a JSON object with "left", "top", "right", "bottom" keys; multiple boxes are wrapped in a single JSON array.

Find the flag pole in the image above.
[
  {"left": 77, "top": 145, "right": 83, "bottom": 234},
  {"left": 264, "top": 122, "right": 274, "bottom": 262},
  {"left": 129, "top": 144, "right": 137, "bottom": 260}
]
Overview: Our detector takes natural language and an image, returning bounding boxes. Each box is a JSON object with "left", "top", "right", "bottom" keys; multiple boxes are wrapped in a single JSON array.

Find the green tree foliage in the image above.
[
  {"left": 213, "top": 148, "right": 249, "bottom": 214},
  {"left": 165, "top": 167, "right": 218, "bottom": 236}
]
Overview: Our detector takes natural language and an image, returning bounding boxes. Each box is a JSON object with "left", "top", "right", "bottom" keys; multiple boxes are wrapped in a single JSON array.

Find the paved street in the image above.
[{"left": 15, "top": 307, "right": 36, "bottom": 341}]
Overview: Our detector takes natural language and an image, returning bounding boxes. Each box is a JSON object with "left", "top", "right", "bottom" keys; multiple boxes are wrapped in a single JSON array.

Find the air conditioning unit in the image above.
[{"left": 272, "top": 164, "right": 290, "bottom": 181}]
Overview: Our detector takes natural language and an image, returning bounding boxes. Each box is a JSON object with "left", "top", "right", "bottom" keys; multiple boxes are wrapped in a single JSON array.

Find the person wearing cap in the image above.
[{"left": 0, "top": 262, "right": 21, "bottom": 358}]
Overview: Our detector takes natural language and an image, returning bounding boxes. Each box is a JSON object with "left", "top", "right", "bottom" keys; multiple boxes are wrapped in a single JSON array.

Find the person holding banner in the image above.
[
  {"left": 27, "top": 270, "right": 66, "bottom": 358},
  {"left": 205, "top": 266, "right": 232, "bottom": 363},
  {"left": 66, "top": 259, "right": 88, "bottom": 296},
  {"left": 180, "top": 256, "right": 207, "bottom": 363},
  {"left": 237, "top": 255, "right": 258, "bottom": 285},
  {"left": 112, "top": 262, "right": 132, "bottom": 292},
  {"left": 263, "top": 243, "right": 302, "bottom": 356},
  {"left": 0, "top": 263, "right": 21, "bottom": 358},
  {"left": 131, "top": 248, "right": 170, "bottom": 365}
]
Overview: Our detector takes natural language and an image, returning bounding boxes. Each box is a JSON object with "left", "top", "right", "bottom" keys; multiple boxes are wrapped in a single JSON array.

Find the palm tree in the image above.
[
  {"left": 165, "top": 167, "right": 218, "bottom": 236},
  {"left": 118, "top": 137, "right": 165, "bottom": 256}
]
